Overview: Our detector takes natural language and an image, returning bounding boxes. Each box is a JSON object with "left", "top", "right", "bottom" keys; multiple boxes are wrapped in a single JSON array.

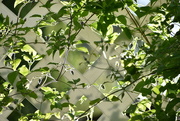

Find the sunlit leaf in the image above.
[
  {"left": 23, "top": 55, "right": 31, "bottom": 62},
  {"left": 76, "top": 40, "right": 90, "bottom": 44},
  {"left": 152, "top": 86, "right": 161, "bottom": 95},
  {"left": 54, "top": 112, "right": 61, "bottom": 119},
  {"left": 36, "top": 27, "right": 42, "bottom": 36},
  {"left": 11, "top": 59, "right": 21, "bottom": 70},
  {"left": 41, "top": 87, "right": 53, "bottom": 92},
  {"left": 14, "top": 0, "right": 25, "bottom": 8},
  {"left": 33, "top": 67, "right": 49, "bottom": 73},
  {"left": 76, "top": 47, "right": 89, "bottom": 54},
  {"left": 109, "top": 95, "right": 120, "bottom": 102},
  {"left": 22, "top": 44, "right": 37, "bottom": 56},
  {"left": 19, "top": 65, "right": 30, "bottom": 76}
]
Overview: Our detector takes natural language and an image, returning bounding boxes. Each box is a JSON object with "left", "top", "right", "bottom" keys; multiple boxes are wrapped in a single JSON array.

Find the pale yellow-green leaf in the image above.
[
  {"left": 54, "top": 112, "right": 61, "bottom": 119},
  {"left": 23, "top": 55, "right": 31, "bottom": 62},
  {"left": 14, "top": 0, "right": 25, "bottom": 8},
  {"left": 19, "top": 65, "right": 30, "bottom": 76},
  {"left": 11, "top": 59, "right": 21, "bottom": 70},
  {"left": 138, "top": 103, "right": 146, "bottom": 111},
  {"left": 41, "top": 87, "right": 53, "bottom": 92},
  {"left": 76, "top": 47, "right": 89, "bottom": 54},
  {"left": 36, "top": 27, "right": 42, "bottom": 36},
  {"left": 22, "top": 44, "right": 37, "bottom": 56},
  {"left": 106, "top": 25, "right": 113, "bottom": 35},
  {"left": 44, "top": 113, "right": 52, "bottom": 119},
  {"left": 152, "top": 86, "right": 161, "bottom": 95}
]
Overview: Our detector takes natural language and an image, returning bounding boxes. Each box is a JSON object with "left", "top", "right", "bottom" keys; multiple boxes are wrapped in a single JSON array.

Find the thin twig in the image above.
[
  {"left": 125, "top": 8, "right": 151, "bottom": 45},
  {"left": 75, "top": 72, "right": 154, "bottom": 119}
]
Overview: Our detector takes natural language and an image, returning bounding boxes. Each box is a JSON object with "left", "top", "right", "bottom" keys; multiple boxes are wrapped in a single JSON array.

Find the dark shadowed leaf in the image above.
[
  {"left": 8, "top": 71, "right": 18, "bottom": 85},
  {"left": 89, "top": 98, "right": 101, "bottom": 105}
]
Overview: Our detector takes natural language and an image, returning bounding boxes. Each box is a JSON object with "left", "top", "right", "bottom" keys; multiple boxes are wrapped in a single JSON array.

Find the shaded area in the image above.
[
  {"left": 7, "top": 99, "right": 37, "bottom": 121},
  {"left": 2, "top": 0, "right": 37, "bottom": 18}
]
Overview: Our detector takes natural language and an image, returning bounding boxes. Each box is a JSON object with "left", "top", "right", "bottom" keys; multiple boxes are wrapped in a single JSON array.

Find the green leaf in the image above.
[
  {"left": 89, "top": 98, "right": 101, "bottom": 105},
  {"left": 5, "top": 16, "right": 9, "bottom": 25},
  {"left": 0, "top": 14, "right": 4, "bottom": 26},
  {"left": 152, "top": 85, "right": 161, "bottom": 95},
  {"left": 2, "top": 96, "right": 13, "bottom": 105},
  {"left": 57, "top": 6, "right": 68, "bottom": 17},
  {"left": 30, "top": 14, "right": 42, "bottom": 18},
  {"left": 165, "top": 98, "right": 180, "bottom": 113},
  {"left": 109, "top": 95, "right": 120, "bottom": 101},
  {"left": 134, "top": 81, "right": 144, "bottom": 92},
  {"left": 117, "top": 15, "right": 127, "bottom": 25},
  {"left": 76, "top": 40, "right": 90, "bottom": 44},
  {"left": 28, "top": 91, "right": 38, "bottom": 99},
  {"left": 54, "top": 112, "right": 61, "bottom": 119},
  {"left": 125, "top": 65, "right": 137, "bottom": 75},
  {"left": 125, "top": 104, "right": 137, "bottom": 113},
  {"left": 19, "top": 65, "right": 30, "bottom": 76},
  {"left": 41, "top": 87, "right": 53, "bottom": 92},
  {"left": 73, "top": 78, "right": 80, "bottom": 84},
  {"left": 40, "top": 1, "right": 55, "bottom": 8},
  {"left": 76, "top": 47, "right": 89, "bottom": 54},
  {"left": 36, "top": 27, "right": 42, "bottom": 36},
  {"left": 75, "top": 110, "right": 85, "bottom": 116},
  {"left": 33, "top": 67, "right": 50, "bottom": 73},
  {"left": 14, "top": 0, "right": 25, "bottom": 8},
  {"left": 23, "top": 55, "right": 31, "bottom": 62},
  {"left": 11, "top": 59, "right": 21, "bottom": 70},
  {"left": 8, "top": 71, "right": 18, "bottom": 85},
  {"left": 77, "top": 83, "right": 87, "bottom": 88},
  {"left": 22, "top": 44, "right": 37, "bottom": 55},
  {"left": 46, "top": 49, "right": 53, "bottom": 55},
  {"left": 141, "top": 88, "right": 152, "bottom": 96},
  {"left": 123, "top": 27, "right": 132, "bottom": 39}
]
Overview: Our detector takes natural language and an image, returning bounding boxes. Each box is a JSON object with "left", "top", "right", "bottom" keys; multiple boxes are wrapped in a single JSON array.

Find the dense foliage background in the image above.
[{"left": 0, "top": 0, "right": 180, "bottom": 120}]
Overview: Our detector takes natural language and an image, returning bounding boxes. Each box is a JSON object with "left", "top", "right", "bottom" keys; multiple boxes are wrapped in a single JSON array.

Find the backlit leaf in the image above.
[
  {"left": 76, "top": 47, "right": 89, "bottom": 54},
  {"left": 22, "top": 44, "right": 37, "bottom": 56},
  {"left": 19, "top": 65, "right": 30, "bottom": 76},
  {"left": 41, "top": 87, "right": 53, "bottom": 92},
  {"left": 11, "top": 59, "right": 21, "bottom": 70},
  {"left": 14, "top": 0, "right": 25, "bottom": 8},
  {"left": 152, "top": 86, "right": 161, "bottom": 95}
]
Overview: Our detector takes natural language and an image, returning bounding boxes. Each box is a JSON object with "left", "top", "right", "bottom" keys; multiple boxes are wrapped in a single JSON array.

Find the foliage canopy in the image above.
[{"left": 0, "top": 0, "right": 180, "bottom": 120}]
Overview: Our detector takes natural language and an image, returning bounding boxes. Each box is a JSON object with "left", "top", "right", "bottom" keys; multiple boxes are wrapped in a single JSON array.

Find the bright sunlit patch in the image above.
[{"left": 137, "top": 0, "right": 150, "bottom": 7}]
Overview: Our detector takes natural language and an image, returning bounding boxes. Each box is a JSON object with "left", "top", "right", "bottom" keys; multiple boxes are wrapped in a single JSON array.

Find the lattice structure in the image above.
[{"left": 0, "top": 0, "right": 165, "bottom": 121}]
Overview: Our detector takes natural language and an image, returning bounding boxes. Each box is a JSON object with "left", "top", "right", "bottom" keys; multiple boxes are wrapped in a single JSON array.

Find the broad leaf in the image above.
[
  {"left": 89, "top": 98, "right": 101, "bottom": 105},
  {"left": 14, "top": 0, "right": 25, "bottom": 8},
  {"left": 11, "top": 59, "right": 21, "bottom": 70},
  {"left": 8, "top": 71, "right": 18, "bottom": 85},
  {"left": 19, "top": 65, "right": 30, "bottom": 76},
  {"left": 117, "top": 15, "right": 127, "bottom": 25},
  {"left": 76, "top": 47, "right": 89, "bottom": 54}
]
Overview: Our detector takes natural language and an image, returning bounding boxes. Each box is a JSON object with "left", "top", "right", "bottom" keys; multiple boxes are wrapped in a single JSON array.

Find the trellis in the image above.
[{"left": 0, "top": 0, "right": 165, "bottom": 121}]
